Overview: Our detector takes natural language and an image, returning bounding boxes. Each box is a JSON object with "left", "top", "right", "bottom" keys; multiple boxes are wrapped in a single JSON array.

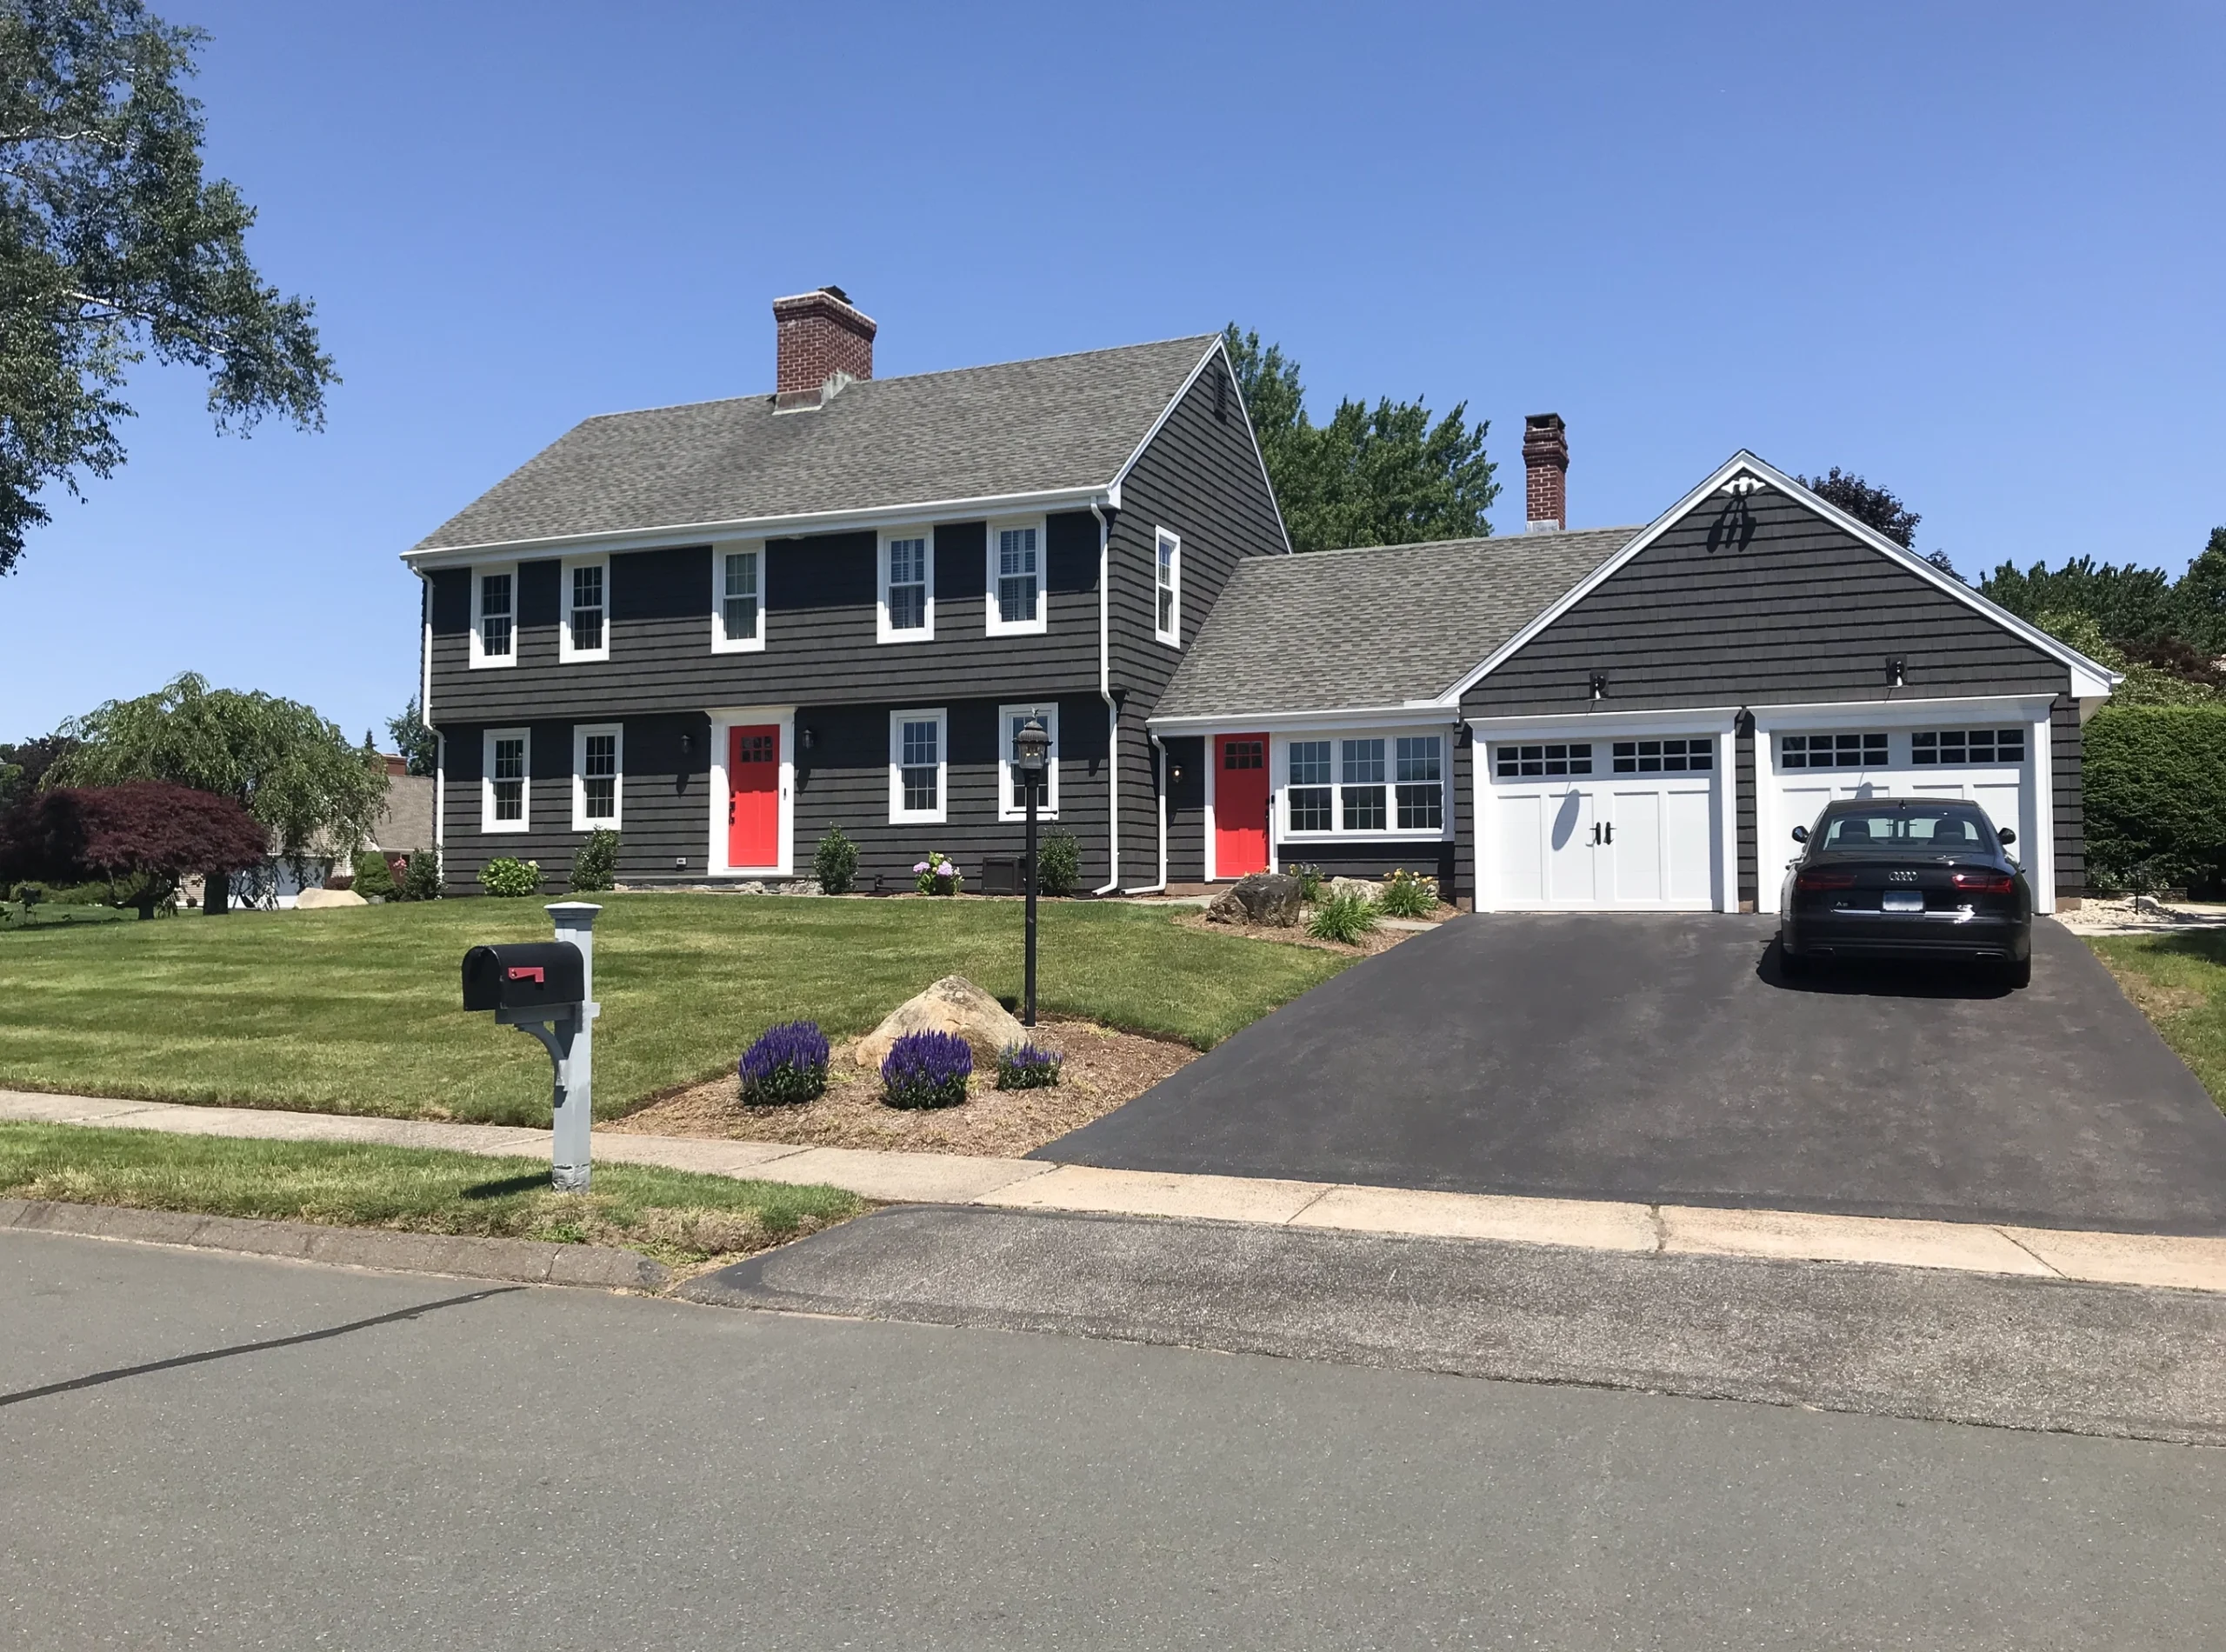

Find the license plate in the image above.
[{"left": 1882, "top": 890, "right": 1924, "bottom": 913}]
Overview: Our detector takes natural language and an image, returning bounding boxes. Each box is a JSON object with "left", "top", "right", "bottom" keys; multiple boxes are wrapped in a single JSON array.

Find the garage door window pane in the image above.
[
  {"left": 1912, "top": 729, "right": 2024, "bottom": 765},
  {"left": 1612, "top": 736, "right": 1714, "bottom": 774},
  {"left": 1495, "top": 742, "right": 1592, "bottom": 778},
  {"left": 1780, "top": 731, "right": 1887, "bottom": 769}
]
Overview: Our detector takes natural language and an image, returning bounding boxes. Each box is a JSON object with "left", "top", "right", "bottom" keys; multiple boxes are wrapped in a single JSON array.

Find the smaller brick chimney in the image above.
[
  {"left": 772, "top": 286, "right": 876, "bottom": 410},
  {"left": 1523, "top": 413, "right": 1569, "bottom": 532}
]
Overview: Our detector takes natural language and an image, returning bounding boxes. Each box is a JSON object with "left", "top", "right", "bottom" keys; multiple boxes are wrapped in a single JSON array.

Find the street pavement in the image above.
[{"left": 7, "top": 1229, "right": 2223, "bottom": 1650}]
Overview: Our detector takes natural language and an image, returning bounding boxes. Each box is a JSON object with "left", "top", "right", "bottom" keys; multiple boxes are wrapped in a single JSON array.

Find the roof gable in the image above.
[{"left": 412, "top": 335, "right": 1220, "bottom": 556}]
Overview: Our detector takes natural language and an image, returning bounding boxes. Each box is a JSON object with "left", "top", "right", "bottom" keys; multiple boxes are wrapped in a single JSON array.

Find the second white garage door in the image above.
[{"left": 1490, "top": 736, "right": 1721, "bottom": 910}]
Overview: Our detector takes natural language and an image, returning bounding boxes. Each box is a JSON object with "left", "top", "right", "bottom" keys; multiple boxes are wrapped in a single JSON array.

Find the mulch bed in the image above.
[
  {"left": 603, "top": 1017, "right": 1197, "bottom": 1159},
  {"left": 1175, "top": 904, "right": 1460, "bottom": 957}
]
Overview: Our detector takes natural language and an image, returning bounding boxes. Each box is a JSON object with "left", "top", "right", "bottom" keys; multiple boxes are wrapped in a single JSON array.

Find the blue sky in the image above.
[{"left": 3, "top": 2, "right": 2221, "bottom": 745}]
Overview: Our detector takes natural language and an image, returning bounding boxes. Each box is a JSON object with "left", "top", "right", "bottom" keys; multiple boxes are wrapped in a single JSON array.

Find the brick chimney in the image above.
[
  {"left": 772, "top": 286, "right": 876, "bottom": 410},
  {"left": 1523, "top": 412, "right": 1568, "bottom": 532}
]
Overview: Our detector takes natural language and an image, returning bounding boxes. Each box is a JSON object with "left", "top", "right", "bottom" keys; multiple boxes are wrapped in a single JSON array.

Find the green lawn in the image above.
[
  {"left": 2086, "top": 931, "right": 2226, "bottom": 1115},
  {"left": 0, "top": 894, "right": 1346, "bottom": 1124},
  {"left": 0, "top": 1122, "right": 861, "bottom": 1264},
  {"left": 1, "top": 899, "right": 133, "bottom": 930}
]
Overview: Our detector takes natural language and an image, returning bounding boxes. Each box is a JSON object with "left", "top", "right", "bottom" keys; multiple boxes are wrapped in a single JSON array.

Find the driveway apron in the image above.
[{"left": 1039, "top": 916, "right": 2226, "bottom": 1234}]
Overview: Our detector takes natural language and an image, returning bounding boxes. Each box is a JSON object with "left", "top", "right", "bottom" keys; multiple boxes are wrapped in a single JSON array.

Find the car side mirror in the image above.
[
  {"left": 1789, "top": 825, "right": 1809, "bottom": 843},
  {"left": 1996, "top": 827, "right": 2015, "bottom": 846}
]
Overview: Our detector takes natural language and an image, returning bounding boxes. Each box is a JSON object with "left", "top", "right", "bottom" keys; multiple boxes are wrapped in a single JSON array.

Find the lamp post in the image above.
[{"left": 1014, "top": 715, "right": 1050, "bottom": 1027}]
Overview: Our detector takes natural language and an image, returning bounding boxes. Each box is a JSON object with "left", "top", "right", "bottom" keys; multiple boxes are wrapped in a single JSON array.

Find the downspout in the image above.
[
  {"left": 1129, "top": 731, "right": 1170, "bottom": 894},
  {"left": 1091, "top": 501, "right": 1120, "bottom": 894}
]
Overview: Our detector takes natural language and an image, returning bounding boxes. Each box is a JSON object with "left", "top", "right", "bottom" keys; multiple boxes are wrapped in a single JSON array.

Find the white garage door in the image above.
[
  {"left": 1490, "top": 736, "right": 1719, "bottom": 910},
  {"left": 1770, "top": 725, "right": 2033, "bottom": 886}
]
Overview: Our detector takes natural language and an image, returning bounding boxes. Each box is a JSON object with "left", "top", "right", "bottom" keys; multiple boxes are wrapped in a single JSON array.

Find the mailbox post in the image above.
[{"left": 461, "top": 902, "right": 602, "bottom": 1190}]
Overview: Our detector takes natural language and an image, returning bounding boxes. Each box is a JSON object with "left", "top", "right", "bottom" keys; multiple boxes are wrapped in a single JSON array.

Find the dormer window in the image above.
[
  {"left": 470, "top": 565, "right": 517, "bottom": 669},
  {"left": 987, "top": 520, "right": 1046, "bottom": 636},
  {"left": 879, "top": 531, "right": 933, "bottom": 643},
  {"left": 712, "top": 544, "right": 764, "bottom": 653},
  {"left": 561, "top": 556, "right": 608, "bottom": 662}
]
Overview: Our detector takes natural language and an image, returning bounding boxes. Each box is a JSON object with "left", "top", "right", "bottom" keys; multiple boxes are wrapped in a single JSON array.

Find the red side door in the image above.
[
  {"left": 1214, "top": 734, "right": 1270, "bottom": 877},
  {"left": 728, "top": 725, "right": 780, "bottom": 869}
]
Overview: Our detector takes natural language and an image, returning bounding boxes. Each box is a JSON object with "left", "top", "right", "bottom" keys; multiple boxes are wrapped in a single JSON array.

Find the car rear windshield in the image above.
[{"left": 1818, "top": 805, "right": 1996, "bottom": 849}]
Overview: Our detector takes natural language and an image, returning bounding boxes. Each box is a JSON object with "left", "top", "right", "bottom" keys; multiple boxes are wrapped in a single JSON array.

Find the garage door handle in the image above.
[{"left": 1602, "top": 822, "right": 1615, "bottom": 845}]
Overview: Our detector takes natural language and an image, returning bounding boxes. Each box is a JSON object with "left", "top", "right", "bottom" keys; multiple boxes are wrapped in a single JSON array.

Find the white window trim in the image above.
[
  {"left": 877, "top": 528, "right": 936, "bottom": 644},
  {"left": 559, "top": 556, "right": 610, "bottom": 663},
  {"left": 890, "top": 707, "right": 950, "bottom": 825},
  {"left": 985, "top": 516, "right": 1049, "bottom": 636},
  {"left": 571, "top": 723, "right": 623, "bottom": 831},
  {"left": 1153, "top": 528, "right": 1181, "bottom": 647},
  {"left": 710, "top": 542, "right": 767, "bottom": 654},
  {"left": 705, "top": 706, "right": 795, "bottom": 878},
  {"left": 469, "top": 563, "right": 519, "bottom": 669},
  {"left": 996, "top": 702, "right": 1061, "bottom": 822},
  {"left": 482, "top": 727, "right": 530, "bottom": 833},
  {"left": 1274, "top": 729, "right": 1453, "bottom": 843}
]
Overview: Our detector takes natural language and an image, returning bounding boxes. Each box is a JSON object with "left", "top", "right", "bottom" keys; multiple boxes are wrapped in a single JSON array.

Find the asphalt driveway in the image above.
[{"left": 1040, "top": 915, "right": 2226, "bottom": 1234}]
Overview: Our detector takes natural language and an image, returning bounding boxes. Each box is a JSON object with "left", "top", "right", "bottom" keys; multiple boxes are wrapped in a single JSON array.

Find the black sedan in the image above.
[{"left": 1777, "top": 797, "right": 2033, "bottom": 986}]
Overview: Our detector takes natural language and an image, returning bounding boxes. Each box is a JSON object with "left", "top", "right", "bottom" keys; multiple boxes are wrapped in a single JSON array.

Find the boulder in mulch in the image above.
[
  {"left": 295, "top": 888, "right": 368, "bottom": 909},
  {"left": 852, "top": 975, "right": 1029, "bottom": 1069},
  {"left": 1326, "top": 876, "right": 1381, "bottom": 904},
  {"left": 1207, "top": 871, "right": 1303, "bottom": 927}
]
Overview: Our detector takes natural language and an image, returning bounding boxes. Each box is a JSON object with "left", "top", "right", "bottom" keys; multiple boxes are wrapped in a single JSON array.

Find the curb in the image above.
[{"left": 0, "top": 1200, "right": 669, "bottom": 1292}]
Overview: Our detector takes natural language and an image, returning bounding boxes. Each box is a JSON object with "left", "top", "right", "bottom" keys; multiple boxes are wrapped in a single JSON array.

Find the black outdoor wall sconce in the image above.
[
  {"left": 801, "top": 727, "right": 817, "bottom": 750},
  {"left": 1886, "top": 655, "right": 1907, "bottom": 688},
  {"left": 1590, "top": 670, "right": 1610, "bottom": 701}
]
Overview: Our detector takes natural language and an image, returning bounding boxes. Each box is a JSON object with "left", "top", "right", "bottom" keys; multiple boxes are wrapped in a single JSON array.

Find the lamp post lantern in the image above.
[{"left": 1013, "top": 716, "right": 1050, "bottom": 1027}]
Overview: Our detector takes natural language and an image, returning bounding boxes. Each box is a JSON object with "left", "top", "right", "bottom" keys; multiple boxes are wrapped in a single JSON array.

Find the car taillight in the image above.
[
  {"left": 1796, "top": 869, "right": 1856, "bottom": 890},
  {"left": 1951, "top": 871, "right": 2015, "bottom": 894}
]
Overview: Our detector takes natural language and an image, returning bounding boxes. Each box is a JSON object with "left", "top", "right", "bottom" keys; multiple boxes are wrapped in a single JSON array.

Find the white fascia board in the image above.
[
  {"left": 401, "top": 483, "right": 1114, "bottom": 570},
  {"left": 1150, "top": 703, "right": 1461, "bottom": 733},
  {"left": 1436, "top": 450, "right": 2123, "bottom": 705},
  {"left": 1749, "top": 693, "right": 2060, "bottom": 728},
  {"left": 1464, "top": 705, "right": 1745, "bottom": 736},
  {"left": 1110, "top": 336, "right": 1296, "bottom": 556}
]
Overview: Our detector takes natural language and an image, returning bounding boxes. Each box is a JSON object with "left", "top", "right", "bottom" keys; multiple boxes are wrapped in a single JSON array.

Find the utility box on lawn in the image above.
[{"left": 979, "top": 854, "right": 1024, "bottom": 896}]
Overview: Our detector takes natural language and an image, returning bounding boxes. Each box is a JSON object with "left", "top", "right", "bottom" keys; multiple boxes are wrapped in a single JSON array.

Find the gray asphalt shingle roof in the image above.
[
  {"left": 413, "top": 335, "right": 1219, "bottom": 553},
  {"left": 1153, "top": 528, "right": 1638, "bottom": 720}
]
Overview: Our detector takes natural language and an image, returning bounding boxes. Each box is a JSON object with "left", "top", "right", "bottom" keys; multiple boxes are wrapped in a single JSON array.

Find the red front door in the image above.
[
  {"left": 727, "top": 725, "right": 780, "bottom": 869},
  {"left": 1214, "top": 734, "right": 1270, "bottom": 877}
]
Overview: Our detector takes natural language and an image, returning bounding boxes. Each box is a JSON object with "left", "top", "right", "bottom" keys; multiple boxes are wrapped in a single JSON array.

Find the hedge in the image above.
[{"left": 2083, "top": 705, "right": 2226, "bottom": 892}]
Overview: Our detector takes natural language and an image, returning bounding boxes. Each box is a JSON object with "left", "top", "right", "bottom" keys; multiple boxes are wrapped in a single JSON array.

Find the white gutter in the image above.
[
  {"left": 417, "top": 572, "right": 434, "bottom": 733},
  {"left": 1092, "top": 502, "right": 1120, "bottom": 894}
]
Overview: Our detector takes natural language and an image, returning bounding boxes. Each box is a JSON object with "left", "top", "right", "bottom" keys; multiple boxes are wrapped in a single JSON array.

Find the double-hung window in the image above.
[
  {"left": 880, "top": 531, "right": 932, "bottom": 642},
  {"left": 1340, "top": 738, "right": 1387, "bottom": 832},
  {"left": 1395, "top": 736, "right": 1444, "bottom": 829},
  {"left": 890, "top": 709, "right": 947, "bottom": 824},
  {"left": 561, "top": 557, "right": 608, "bottom": 662},
  {"left": 483, "top": 728, "right": 529, "bottom": 831},
  {"left": 471, "top": 565, "right": 517, "bottom": 668},
  {"left": 996, "top": 703, "right": 1059, "bottom": 820},
  {"left": 1154, "top": 529, "right": 1181, "bottom": 645},
  {"left": 987, "top": 521, "right": 1045, "bottom": 635},
  {"left": 572, "top": 723, "right": 622, "bottom": 829},
  {"left": 712, "top": 546, "right": 763, "bottom": 652},
  {"left": 1287, "top": 741, "right": 1333, "bottom": 832}
]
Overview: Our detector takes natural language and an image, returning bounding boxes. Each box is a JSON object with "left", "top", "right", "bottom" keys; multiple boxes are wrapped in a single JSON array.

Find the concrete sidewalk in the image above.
[{"left": 6, "top": 1088, "right": 2225, "bottom": 1294}]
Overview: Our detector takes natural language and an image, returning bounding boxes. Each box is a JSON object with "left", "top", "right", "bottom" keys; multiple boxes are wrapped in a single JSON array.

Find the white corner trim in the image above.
[
  {"left": 557, "top": 554, "right": 611, "bottom": 663},
  {"left": 710, "top": 542, "right": 766, "bottom": 654},
  {"left": 876, "top": 528, "right": 936, "bottom": 644},
  {"left": 1438, "top": 450, "right": 2124, "bottom": 705}
]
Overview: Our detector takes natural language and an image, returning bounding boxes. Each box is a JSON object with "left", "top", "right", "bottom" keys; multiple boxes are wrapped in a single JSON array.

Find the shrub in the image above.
[
  {"left": 351, "top": 849, "right": 397, "bottom": 900},
  {"left": 2083, "top": 706, "right": 2226, "bottom": 893},
  {"left": 912, "top": 850, "right": 962, "bottom": 896},
  {"left": 1036, "top": 829, "right": 1081, "bottom": 896},
  {"left": 1378, "top": 867, "right": 1437, "bottom": 918},
  {"left": 738, "top": 1020, "right": 830, "bottom": 1105},
  {"left": 881, "top": 1029, "right": 972, "bottom": 1109},
  {"left": 479, "top": 856, "right": 541, "bottom": 897},
  {"left": 813, "top": 824, "right": 859, "bottom": 894},
  {"left": 1288, "top": 862, "right": 1326, "bottom": 902},
  {"left": 996, "top": 1040, "right": 1064, "bottom": 1089},
  {"left": 1309, "top": 889, "right": 1377, "bottom": 944},
  {"left": 570, "top": 828, "right": 620, "bottom": 892},
  {"left": 399, "top": 849, "right": 443, "bottom": 902}
]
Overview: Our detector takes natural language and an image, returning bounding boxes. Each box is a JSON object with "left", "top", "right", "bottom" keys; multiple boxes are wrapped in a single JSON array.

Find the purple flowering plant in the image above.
[
  {"left": 738, "top": 1019, "right": 830, "bottom": 1105},
  {"left": 880, "top": 1029, "right": 972, "bottom": 1109},
  {"left": 995, "top": 1040, "right": 1063, "bottom": 1091},
  {"left": 913, "top": 849, "right": 963, "bottom": 896}
]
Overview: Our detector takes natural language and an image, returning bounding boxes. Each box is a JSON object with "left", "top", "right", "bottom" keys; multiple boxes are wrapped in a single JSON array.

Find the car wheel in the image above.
[
  {"left": 1779, "top": 938, "right": 1806, "bottom": 977},
  {"left": 2003, "top": 955, "right": 2031, "bottom": 989}
]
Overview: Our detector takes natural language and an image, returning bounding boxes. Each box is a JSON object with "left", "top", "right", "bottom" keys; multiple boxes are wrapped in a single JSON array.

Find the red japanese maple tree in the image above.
[{"left": 0, "top": 782, "right": 267, "bottom": 917}]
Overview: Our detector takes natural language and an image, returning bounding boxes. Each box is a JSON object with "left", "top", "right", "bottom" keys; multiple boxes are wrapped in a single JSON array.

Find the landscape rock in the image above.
[
  {"left": 1206, "top": 871, "right": 1303, "bottom": 927},
  {"left": 777, "top": 879, "right": 823, "bottom": 896},
  {"left": 1326, "top": 876, "right": 1382, "bottom": 905},
  {"left": 852, "top": 975, "right": 1030, "bottom": 1069},
  {"left": 294, "top": 889, "right": 368, "bottom": 910}
]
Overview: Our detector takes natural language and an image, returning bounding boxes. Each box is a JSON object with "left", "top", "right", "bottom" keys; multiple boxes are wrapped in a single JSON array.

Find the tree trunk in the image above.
[{"left": 205, "top": 869, "right": 230, "bottom": 916}]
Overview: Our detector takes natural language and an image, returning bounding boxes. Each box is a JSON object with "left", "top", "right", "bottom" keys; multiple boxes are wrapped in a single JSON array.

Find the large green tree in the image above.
[
  {"left": 48, "top": 672, "right": 385, "bottom": 911},
  {"left": 385, "top": 696, "right": 437, "bottom": 777},
  {"left": 1223, "top": 325, "right": 1497, "bottom": 551},
  {"left": 0, "top": 0, "right": 337, "bottom": 573}
]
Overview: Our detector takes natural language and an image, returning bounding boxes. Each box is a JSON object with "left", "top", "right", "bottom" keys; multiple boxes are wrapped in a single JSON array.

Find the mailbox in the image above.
[{"left": 463, "top": 942, "right": 585, "bottom": 1013}]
